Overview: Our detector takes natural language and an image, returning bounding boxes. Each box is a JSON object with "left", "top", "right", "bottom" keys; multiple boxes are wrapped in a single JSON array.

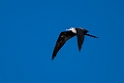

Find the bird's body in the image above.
[{"left": 52, "top": 27, "right": 98, "bottom": 60}]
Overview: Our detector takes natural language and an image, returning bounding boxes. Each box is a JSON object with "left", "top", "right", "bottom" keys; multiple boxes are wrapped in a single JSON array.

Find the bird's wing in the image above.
[
  {"left": 76, "top": 29, "right": 85, "bottom": 51},
  {"left": 52, "top": 31, "right": 76, "bottom": 60}
]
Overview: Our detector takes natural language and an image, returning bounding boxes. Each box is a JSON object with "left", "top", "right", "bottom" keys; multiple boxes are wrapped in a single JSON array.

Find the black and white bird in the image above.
[{"left": 52, "top": 27, "right": 98, "bottom": 60}]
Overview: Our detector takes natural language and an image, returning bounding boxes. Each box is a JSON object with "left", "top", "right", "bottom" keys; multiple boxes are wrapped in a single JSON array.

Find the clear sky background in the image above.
[{"left": 0, "top": 0, "right": 124, "bottom": 83}]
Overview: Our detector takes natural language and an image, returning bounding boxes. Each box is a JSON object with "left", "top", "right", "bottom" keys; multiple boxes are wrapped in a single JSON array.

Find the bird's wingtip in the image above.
[
  {"left": 78, "top": 48, "right": 81, "bottom": 52},
  {"left": 51, "top": 57, "right": 54, "bottom": 60}
]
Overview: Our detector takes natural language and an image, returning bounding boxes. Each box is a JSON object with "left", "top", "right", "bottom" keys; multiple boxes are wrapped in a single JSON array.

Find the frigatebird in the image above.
[{"left": 52, "top": 27, "right": 98, "bottom": 60}]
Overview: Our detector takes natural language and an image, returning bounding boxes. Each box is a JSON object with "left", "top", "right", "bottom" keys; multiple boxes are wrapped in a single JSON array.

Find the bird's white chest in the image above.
[{"left": 71, "top": 29, "right": 77, "bottom": 33}]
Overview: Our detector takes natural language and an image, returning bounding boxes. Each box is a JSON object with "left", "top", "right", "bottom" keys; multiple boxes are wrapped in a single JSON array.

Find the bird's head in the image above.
[{"left": 66, "top": 27, "right": 77, "bottom": 33}]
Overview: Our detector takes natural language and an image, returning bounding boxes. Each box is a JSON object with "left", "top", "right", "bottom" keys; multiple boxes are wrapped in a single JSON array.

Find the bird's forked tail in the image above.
[{"left": 86, "top": 34, "right": 99, "bottom": 39}]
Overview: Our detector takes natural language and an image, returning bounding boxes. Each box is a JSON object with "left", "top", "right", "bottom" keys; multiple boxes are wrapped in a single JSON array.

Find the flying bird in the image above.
[{"left": 52, "top": 27, "right": 98, "bottom": 60}]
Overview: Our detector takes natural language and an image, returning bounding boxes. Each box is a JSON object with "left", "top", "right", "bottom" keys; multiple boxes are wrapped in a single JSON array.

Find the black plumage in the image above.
[
  {"left": 52, "top": 31, "right": 76, "bottom": 60},
  {"left": 52, "top": 27, "right": 98, "bottom": 60}
]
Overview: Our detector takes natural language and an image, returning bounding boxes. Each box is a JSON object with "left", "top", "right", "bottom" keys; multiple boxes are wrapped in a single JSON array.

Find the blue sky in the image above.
[{"left": 0, "top": 0, "right": 124, "bottom": 83}]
